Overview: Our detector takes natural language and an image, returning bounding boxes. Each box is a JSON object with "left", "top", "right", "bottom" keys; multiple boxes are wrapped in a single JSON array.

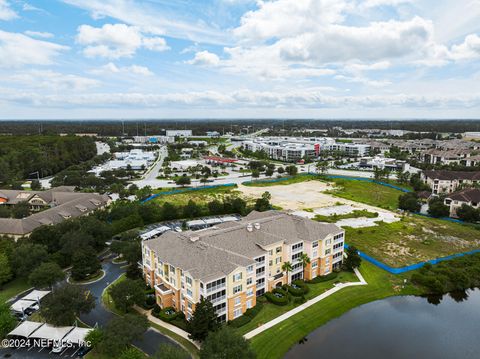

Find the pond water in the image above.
[{"left": 285, "top": 290, "right": 480, "bottom": 359}]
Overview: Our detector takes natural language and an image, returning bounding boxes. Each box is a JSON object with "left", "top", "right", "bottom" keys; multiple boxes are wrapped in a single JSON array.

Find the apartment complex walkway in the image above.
[{"left": 244, "top": 268, "right": 367, "bottom": 339}]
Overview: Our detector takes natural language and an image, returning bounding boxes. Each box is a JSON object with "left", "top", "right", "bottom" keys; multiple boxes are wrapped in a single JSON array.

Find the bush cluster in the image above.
[
  {"left": 228, "top": 302, "right": 264, "bottom": 328},
  {"left": 265, "top": 288, "right": 289, "bottom": 306},
  {"left": 307, "top": 272, "right": 338, "bottom": 284}
]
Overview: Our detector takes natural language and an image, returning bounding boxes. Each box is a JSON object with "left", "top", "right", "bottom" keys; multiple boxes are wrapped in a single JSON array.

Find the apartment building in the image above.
[
  {"left": 142, "top": 210, "right": 344, "bottom": 322},
  {"left": 444, "top": 188, "right": 480, "bottom": 218},
  {"left": 422, "top": 170, "right": 480, "bottom": 194}
]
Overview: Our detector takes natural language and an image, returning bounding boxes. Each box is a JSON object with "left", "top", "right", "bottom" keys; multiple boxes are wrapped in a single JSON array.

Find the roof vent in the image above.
[
  {"left": 254, "top": 222, "right": 261, "bottom": 230},
  {"left": 246, "top": 223, "right": 253, "bottom": 232},
  {"left": 190, "top": 236, "right": 200, "bottom": 242}
]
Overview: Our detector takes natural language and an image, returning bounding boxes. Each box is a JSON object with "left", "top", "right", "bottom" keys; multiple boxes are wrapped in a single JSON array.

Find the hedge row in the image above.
[
  {"left": 307, "top": 272, "right": 338, "bottom": 284},
  {"left": 228, "top": 301, "right": 264, "bottom": 328},
  {"left": 265, "top": 288, "right": 289, "bottom": 306}
]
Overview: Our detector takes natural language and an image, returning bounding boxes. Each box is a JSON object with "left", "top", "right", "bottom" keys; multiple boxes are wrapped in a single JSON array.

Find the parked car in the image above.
[{"left": 76, "top": 346, "right": 92, "bottom": 357}]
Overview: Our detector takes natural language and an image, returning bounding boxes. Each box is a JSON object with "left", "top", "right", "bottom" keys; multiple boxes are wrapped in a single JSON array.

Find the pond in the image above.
[{"left": 285, "top": 289, "right": 480, "bottom": 359}]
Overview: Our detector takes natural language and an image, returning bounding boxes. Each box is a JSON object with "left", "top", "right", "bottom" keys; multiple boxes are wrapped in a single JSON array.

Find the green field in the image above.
[
  {"left": 0, "top": 277, "right": 31, "bottom": 303},
  {"left": 249, "top": 262, "right": 419, "bottom": 359},
  {"left": 314, "top": 209, "right": 379, "bottom": 223},
  {"left": 243, "top": 174, "right": 321, "bottom": 187},
  {"left": 326, "top": 178, "right": 406, "bottom": 210},
  {"left": 235, "top": 271, "right": 358, "bottom": 335},
  {"left": 152, "top": 185, "right": 242, "bottom": 206},
  {"left": 346, "top": 215, "right": 480, "bottom": 267}
]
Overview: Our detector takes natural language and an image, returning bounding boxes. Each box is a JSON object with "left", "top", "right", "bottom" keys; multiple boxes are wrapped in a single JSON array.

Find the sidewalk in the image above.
[
  {"left": 135, "top": 306, "right": 201, "bottom": 349},
  {"left": 244, "top": 268, "right": 367, "bottom": 340}
]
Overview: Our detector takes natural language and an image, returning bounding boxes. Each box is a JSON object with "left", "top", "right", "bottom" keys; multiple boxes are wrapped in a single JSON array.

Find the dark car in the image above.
[{"left": 77, "top": 346, "right": 92, "bottom": 357}]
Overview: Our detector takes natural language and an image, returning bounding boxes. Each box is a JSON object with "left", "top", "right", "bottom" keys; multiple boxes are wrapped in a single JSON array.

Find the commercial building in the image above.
[
  {"left": 142, "top": 210, "right": 344, "bottom": 322},
  {"left": 422, "top": 170, "right": 480, "bottom": 194},
  {"left": 166, "top": 130, "right": 193, "bottom": 137},
  {"left": 444, "top": 188, "right": 480, "bottom": 218},
  {"left": 359, "top": 156, "right": 410, "bottom": 172},
  {"left": 133, "top": 136, "right": 174, "bottom": 144},
  {"left": 0, "top": 187, "right": 110, "bottom": 238}
]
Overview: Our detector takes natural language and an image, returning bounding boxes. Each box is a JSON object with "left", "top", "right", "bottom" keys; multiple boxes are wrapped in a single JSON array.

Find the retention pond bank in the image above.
[{"left": 285, "top": 289, "right": 480, "bottom": 359}]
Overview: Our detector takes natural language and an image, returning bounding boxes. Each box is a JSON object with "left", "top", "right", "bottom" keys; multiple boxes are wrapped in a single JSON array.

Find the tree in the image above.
[
  {"left": 251, "top": 169, "right": 260, "bottom": 180},
  {"left": 98, "top": 314, "right": 148, "bottom": 357},
  {"left": 397, "top": 170, "right": 410, "bottom": 184},
  {"left": 343, "top": 246, "right": 361, "bottom": 271},
  {"left": 277, "top": 167, "right": 285, "bottom": 174},
  {"left": 456, "top": 204, "right": 480, "bottom": 223},
  {"left": 0, "top": 252, "right": 12, "bottom": 287},
  {"left": 265, "top": 168, "right": 274, "bottom": 177},
  {"left": 41, "top": 285, "right": 95, "bottom": 325},
  {"left": 428, "top": 197, "right": 450, "bottom": 218},
  {"left": 299, "top": 253, "right": 311, "bottom": 277},
  {"left": 85, "top": 328, "right": 103, "bottom": 349},
  {"left": 183, "top": 200, "right": 201, "bottom": 218},
  {"left": 109, "top": 278, "right": 145, "bottom": 313},
  {"left": 208, "top": 200, "right": 224, "bottom": 215},
  {"left": 71, "top": 246, "right": 101, "bottom": 280},
  {"left": 254, "top": 192, "right": 271, "bottom": 212},
  {"left": 11, "top": 201, "right": 30, "bottom": 218},
  {"left": 285, "top": 165, "right": 297, "bottom": 176},
  {"left": 200, "top": 327, "right": 255, "bottom": 359},
  {"left": 315, "top": 161, "right": 329, "bottom": 175},
  {"left": 175, "top": 176, "right": 191, "bottom": 187},
  {"left": 231, "top": 197, "right": 247, "bottom": 216},
  {"left": 154, "top": 343, "right": 189, "bottom": 359},
  {"left": 30, "top": 179, "right": 42, "bottom": 190},
  {"left": 0, "top": 302, "right": 16, "bottom": 339},
  {"left": 12, "top": 243, "right": 48, "bottom": 277},
  {"left": 281, "top": 261, "right": 293, "bottom": 281},
  {"left": 398, "top": 192, "right": 421, "bottom": 212},
  {"left": 29, "top": 262, "right": 65, "bottom": 288},
  {"left": 119, "top": 348, "right": 145, "bottom": 359},
  {"left": 187, "top": 297, "right": 220, "bottom": 342},
  {"left": 162, "top": 202, "right": 178, "bottom": 220}
]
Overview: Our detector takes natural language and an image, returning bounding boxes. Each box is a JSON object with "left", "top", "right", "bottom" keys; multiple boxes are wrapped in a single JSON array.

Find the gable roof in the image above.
[
  {"left": 447, "top": 188, "right": 480, "bottom": 203},
  {"left": 424, "top": 170, "right": 480, "bottom": 181}
]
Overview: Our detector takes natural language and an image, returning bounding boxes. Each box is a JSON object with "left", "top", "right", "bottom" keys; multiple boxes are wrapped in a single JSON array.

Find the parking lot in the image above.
[{"left": 0, "top": 344, "right": 84, "bottom": 358}]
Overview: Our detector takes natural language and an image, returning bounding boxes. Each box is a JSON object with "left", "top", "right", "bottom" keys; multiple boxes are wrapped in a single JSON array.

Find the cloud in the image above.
[
  {"left": 90, "top": 62, "right": 154, "bottom": 76},
  {"left": 62, "top": 0, "right": 228, "bottom": 45},
  {"left": 0, "top": 0, "right": 18, "bottom": 20},
  {"left": 76, "top": 23, "right": 169, "bottom": 58},
  {"left": 24, "top": 31, "right": 54, "bottom": 39},
  {"left": 0, "top": 30, "right": 68, "bottom": 68},
  {"left": 6, "top": 70, "right": 100, "bottom": 91},
  {"left": 186, "top": 51, "right": 220, "bottom": 66},
  {"left": 450, "top": 34, "right": 480, "bottom": 61}
]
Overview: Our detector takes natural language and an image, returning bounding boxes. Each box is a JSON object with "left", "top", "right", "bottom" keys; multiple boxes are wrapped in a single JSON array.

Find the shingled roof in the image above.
[
  {"left": 144, "top": 210, "right": 343, "bottom": 282},
  {"left": 447, "top": 188, "right": 480, "bottom": 203},
  {"left": 424, "top": 170, "right": 480, "bottom": 181}
]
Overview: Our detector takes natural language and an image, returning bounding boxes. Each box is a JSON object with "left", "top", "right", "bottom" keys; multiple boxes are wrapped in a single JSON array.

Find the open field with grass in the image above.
[
  {"left": 249, "top": 262, "right": 420, "bottom": 359},
  {"left": 0, "top": 277, "right": 31, "bottom": 303},
  {"left": 346, "top": 215, "right": 480, "bottom": 267},
  {"left": 314, "top": 209, "right": 379, "bottom": 223},
  {"left": 326, "top": 178, "right": 405, "bottom": 210},
  {"left": 152, "top": 185, "right": 244, "bottom": 206},
  {"left": 235, "top": 271, "right": 358, "bottom": 336},
  {"left": 243, "top": 174, "right": 321, "bottom": 187}
]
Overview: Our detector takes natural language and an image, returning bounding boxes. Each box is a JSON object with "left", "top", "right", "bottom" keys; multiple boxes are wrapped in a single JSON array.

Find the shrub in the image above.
[
  {"left": 293, "top": 296, "right": 306, "bottom": 304},
  {"left": 265, "top": 288, "right": 289, "bottom": 306},
  {"left": 153, "top": 307, "right": 178, "bottom": 322},
  {"left": 307, "top": 272, "right": 338, "bottom": 284},
  {"left": 228, "top": 315, "right": 252, "bottom": 328}
]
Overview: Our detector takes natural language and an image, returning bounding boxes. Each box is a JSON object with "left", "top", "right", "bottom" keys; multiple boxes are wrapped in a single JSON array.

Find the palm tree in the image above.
[
  {"left": 299, "top": 253, "right": 311, "bottom": 279},
  {"left": 281, "top": 261, "right": 293, "bottom": 283}
]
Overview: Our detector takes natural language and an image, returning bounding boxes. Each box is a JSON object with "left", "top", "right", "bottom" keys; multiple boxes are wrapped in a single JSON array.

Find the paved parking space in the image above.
[{"left": 0, "top": 345, "right": 83, "bottom": 358}]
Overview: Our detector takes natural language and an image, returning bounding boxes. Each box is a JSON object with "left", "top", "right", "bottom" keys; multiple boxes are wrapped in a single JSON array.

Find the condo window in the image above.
[
  {"left": 326, "top": 239, "right": 331, "bottom": 245},
  {"left": 312, "top": 261, "right": 318, "bottom": 269},
  {"left": 247, "top": 288, "right": 254, "bottom": 297},
  {"left": 276, "top": 246, "right": 282, "bottom": 253},
  {"left": 246, "top": 277, "right": 253, "bottom": 286},
  {"left": 234, "top": 297, "right": 241, "bottom": 306},
  {"left": 325, "top": 249, "right": 331, "bottom": 255},
  {"left": 246, "top": 299, "right": 253, "bottom": 309},
  {"left": 233, "top": 273, "right": 242, "bottom": 282},
  {"left": 186, "top": 277, "right": 192, "bottom": 286},
  {"left": 246, "top": 265, "right": 254, "bottom": 273},
  {"left": 233, "top": 285, "right": 242, "bottom": 294},
  {"left": 268, "top": 249, "right": 273, "bottom": 256},
  {"left": 234, "top": 308, "right": 242, "bottom": 319},
  {"left": 312, "top": 241, "right": 318, "bottom": 248},
  {"left": 275, "top": 257, "right": 281, "bottom": 264}
]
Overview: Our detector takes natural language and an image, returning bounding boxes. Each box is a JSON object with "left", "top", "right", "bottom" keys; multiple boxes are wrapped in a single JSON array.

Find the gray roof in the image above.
[
  {"left": 145, "top": 210, "right": 342, "bottom": 281},
  {"left": 0, "top": 189, "right": 109, "bottom": 236}
]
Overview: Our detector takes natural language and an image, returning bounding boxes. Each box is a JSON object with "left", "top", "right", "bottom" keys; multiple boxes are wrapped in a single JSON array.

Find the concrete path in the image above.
[
  {"left": 244, "top": 268, "right": 367, "bottom": 340},
  {"left": 135, "top": 306, "right": 201, "bottom": 349}
]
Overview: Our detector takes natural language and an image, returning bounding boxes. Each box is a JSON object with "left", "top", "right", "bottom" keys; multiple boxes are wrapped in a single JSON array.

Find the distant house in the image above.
[
  {"left": 444, "top": 188, "right": 480, "bottom": 218},
  {"left": 0, "top": 187, "right": 110, "bottom": 238},
  {"left": 422, "top": 170, "right": 480, "bottom": 194}
]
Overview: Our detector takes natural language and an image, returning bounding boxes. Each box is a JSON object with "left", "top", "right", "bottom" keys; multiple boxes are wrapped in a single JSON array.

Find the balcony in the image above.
[
  {"left": 256, "top": 281, "right": 265, "bottom": 289},
  {"left": 206, "top": 283, "right": 226, "bottom": 294},
  {"left": 155, "top": 283, "right": 172, "bottom": 295},
  {"left": 334, "top": 236, "right": 344, "bottom": 244},
  {"left": 255, "top": 260, "right": 265, "bottom": 267},
  {"left": 273, "top": 273, "right": 283, "bottom": 280},
  {"left": 209, "top": 295, "right": 226, "bottom": 304},
  {"left": 333, "top": 246, "right": 344, "bottom": 253},
  {"left": 215, "top": 308, "right": 227, "bottom": 316}
]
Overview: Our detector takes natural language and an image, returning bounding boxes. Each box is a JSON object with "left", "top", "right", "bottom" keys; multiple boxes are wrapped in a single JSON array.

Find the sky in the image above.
[{"left": 0, "top": 0, "right": 480, "bottom": 120}]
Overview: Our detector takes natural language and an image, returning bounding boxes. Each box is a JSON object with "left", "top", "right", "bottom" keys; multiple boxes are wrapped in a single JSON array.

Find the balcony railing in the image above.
[
  {"left": 206, "top": 283, "right": 226, "bottom": 294},
  {"left": 333, "top": 246, "right": 343, "bottom": 253},
  {"left": 256, "top": 282, "right": 265, "bottom": 289},
  {"left": 209, "top": 295, "right": 226, "bottom": 304},
  {"left": 255, "top": 260, "right": 265, "bottom": 267}
]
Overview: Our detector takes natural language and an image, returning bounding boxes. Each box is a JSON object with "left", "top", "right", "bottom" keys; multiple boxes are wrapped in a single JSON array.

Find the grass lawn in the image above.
[
  {"left": 152, "top": 185, "right": 241, "bottom": 206},
  {"left": 235, "top": 271, "right": 358, "bottom": 336},
  {"left": 243, "top": 174, "right": 321, "bottom": 187},
  {"left": 345, "top": 215, "right": 480, "bottom": 267},
  {"left": 314, "top": 209, "right": 379, "bottom": 223},
  {"left": 101, "top": 274, "right": 126, "bottom": 315},
  {"left": 0, "top": 277, "right": 31, "bottom": 303},
  {"left": 326, "top": 178, "right": 405, "bottom": 210},
  {"left": 248, "top": 262, "right": 420, "bottom": 359},
  {"left": 149, "top": 322, "right": 200, "bottom": 359},
  {"left": 69, "top": 270, "right": 105, "bottom": 284}
]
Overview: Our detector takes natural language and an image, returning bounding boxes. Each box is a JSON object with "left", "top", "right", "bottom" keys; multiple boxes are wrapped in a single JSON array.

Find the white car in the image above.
[{"left": 51, "top": 342, "right": 64, "bottom": 354}]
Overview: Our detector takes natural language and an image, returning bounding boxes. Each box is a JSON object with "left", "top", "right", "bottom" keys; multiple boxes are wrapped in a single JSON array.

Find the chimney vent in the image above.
[
  {"left": 190, "top": 236, "right": 200, "bottom": 242},
  {"left": 246, "top": 223, "right": 253, "bottom": 232},
  {"left": 254, "top": 222, "right": 261, "bottom": 230}
]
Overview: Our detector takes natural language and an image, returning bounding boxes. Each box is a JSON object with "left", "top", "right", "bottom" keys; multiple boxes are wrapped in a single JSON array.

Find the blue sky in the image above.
[{"left": 0, "top": 0, "right": 480, "bottom": 119}]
